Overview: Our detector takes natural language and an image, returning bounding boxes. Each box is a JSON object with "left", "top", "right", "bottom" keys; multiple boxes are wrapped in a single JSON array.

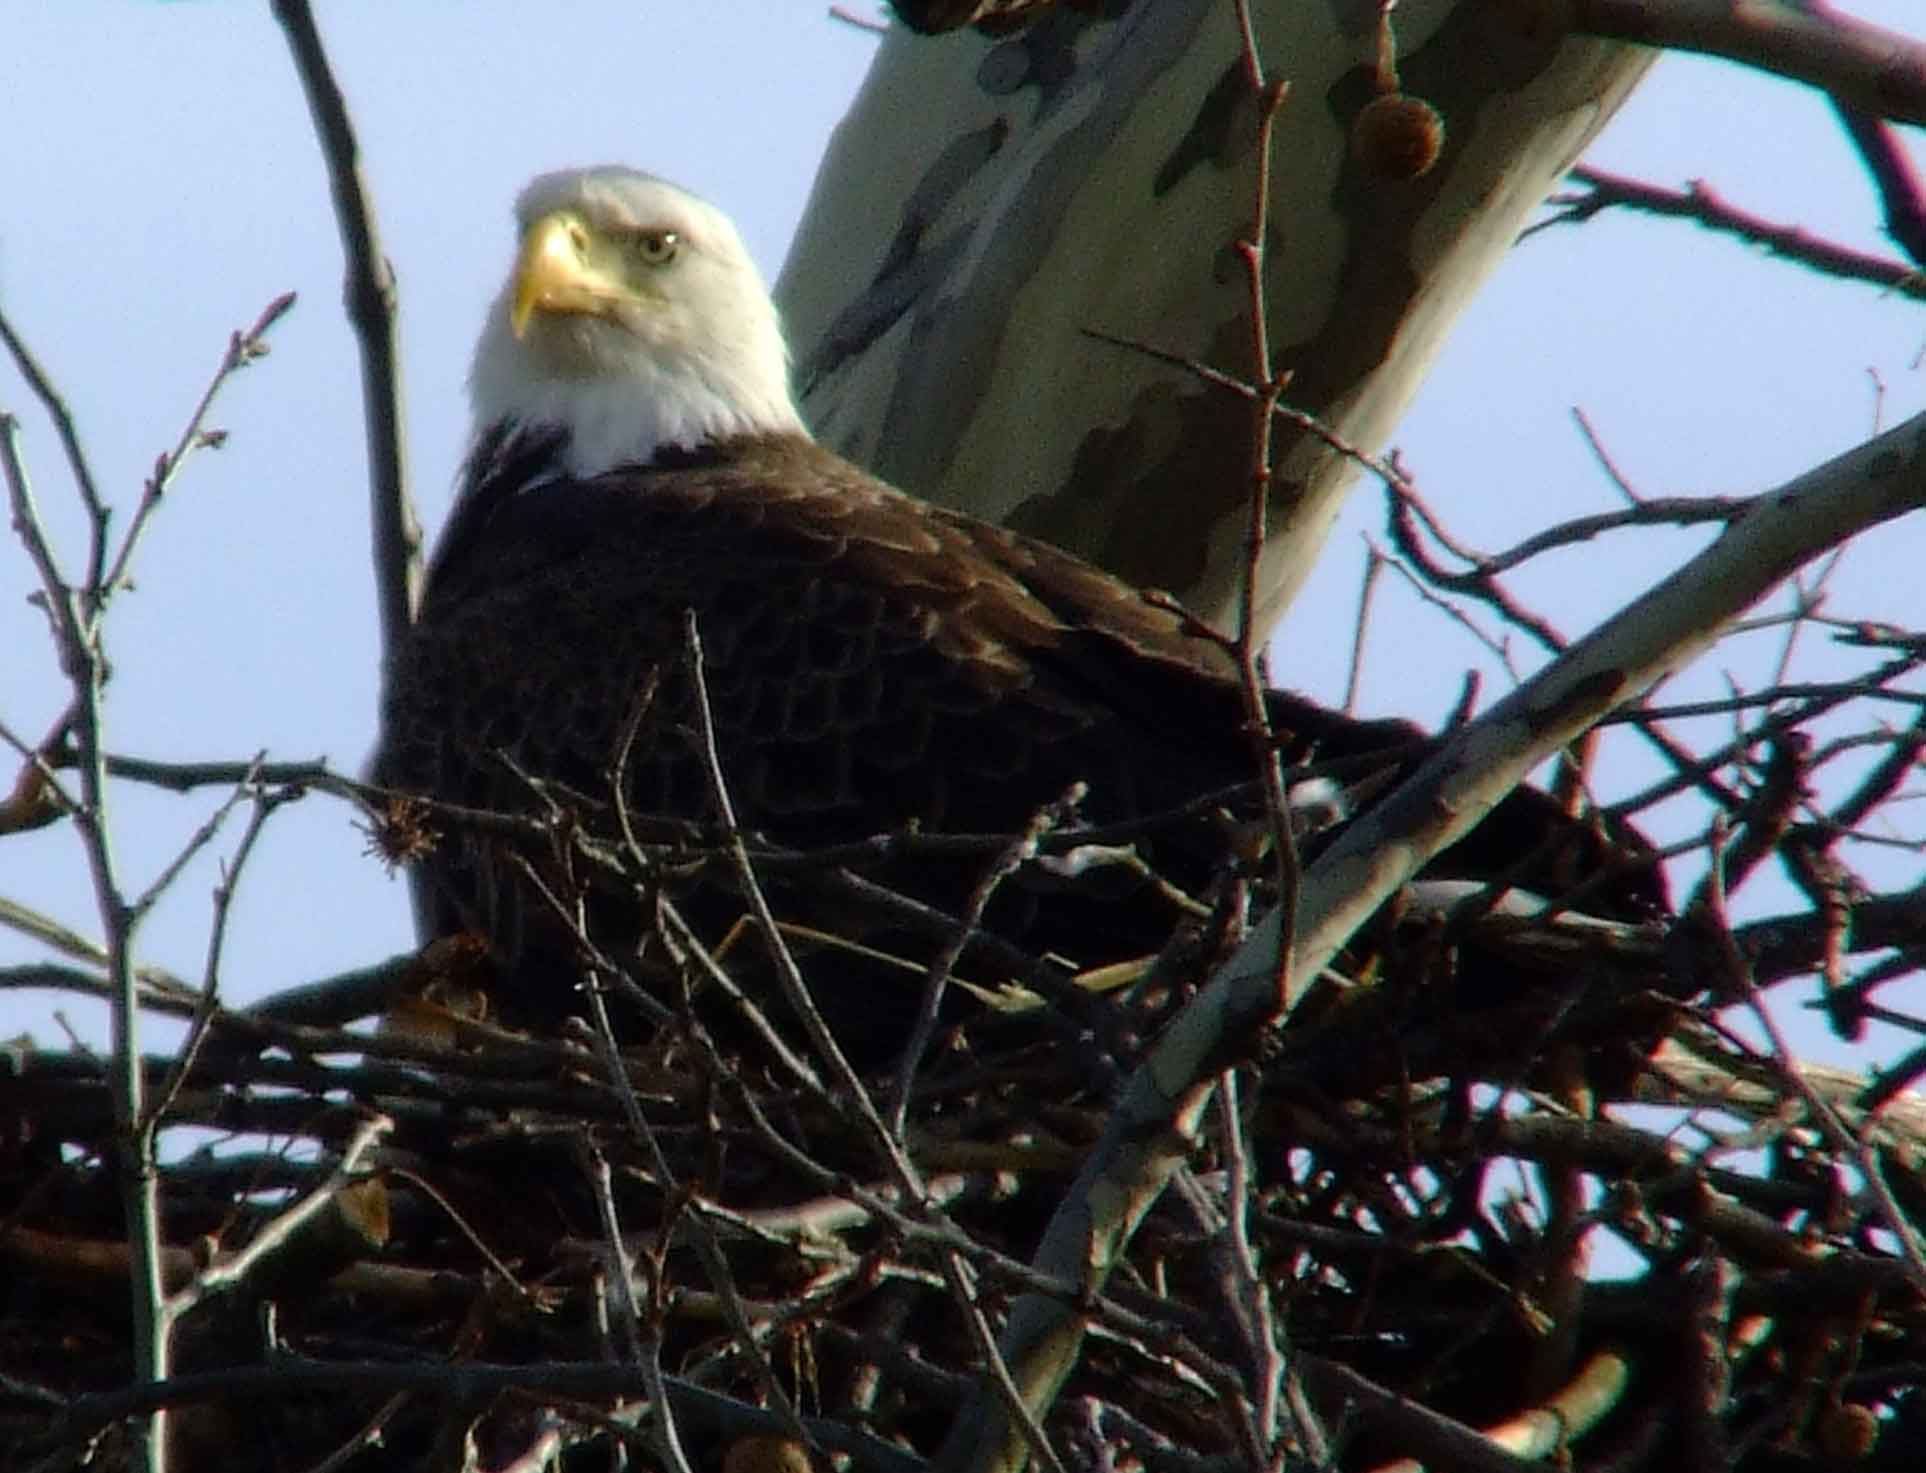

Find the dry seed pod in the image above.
[{"left": 1353, "top": 92, "right": 1446, "bottom": 180}]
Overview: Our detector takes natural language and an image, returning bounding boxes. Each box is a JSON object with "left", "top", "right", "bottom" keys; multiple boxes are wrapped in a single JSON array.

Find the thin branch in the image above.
[
  {"left": 887, "top": 783, "right": 1084, "bottom": 1139},
  {"left": 54, "top": 1362, "right": 928, "bottom": 1473},
  {"left": 79, "top": 752, "right": 341, "bottom": 794},
  {"left": 1727, "top": 911, "right": 1926, "bottom": 1294},
  {"left": 941, "top": 1252, "right": 1072, "bottom": 1473},
  {"left": 0, "top": 305, "right": 107, "bottom": 561},
  {"left": 1344, "top": 541, "right": 1386, "bottom": 715},
  {"left": 1568, "top": 0, "right": 1926, "bottom": 128},
  {"left": 0, "top": 896, "right": 199, "bottom": 1004},
  {"left": 575, "top": 905, "right": 812, "bottom": 1448},
  {"left": 1222, "top": 11, "right": 1300, "bottom": 1027},
  {"left": 162, "top": 1114, "right": 390, "bottom": 1321},
  {"left": 1629, "top": 677, "right": 1926, "bottom": 723},
  {"left": 98, "top": 293, "right": 298, "bottom": 611},
  {"left": 1472, "top": 494, "right": 1749, "bottom": 579},
  {"left": 1821, "top": 78, "right": 1926, "bottom": 269},
  {"left": 680, "top": 612, "right": 923, "bottom": 1200},
  {"left": 150, "top": 775, "right": 285, "bottom": 1127},
  {"left": 1211, "top": 1070, "right": 1291, "bottom": 1462},
  {"left": 1541, "top": 165, "right": 1926, "bottom": 301},
  {"left": 128, "top": 759, "right": 266, "bottom": 925},
  {"left": 269, "top": 0, "right": 420, "bottom": 680},
  {"left": 1570, "top": 407, "right": 1645, "bottom": 506}
]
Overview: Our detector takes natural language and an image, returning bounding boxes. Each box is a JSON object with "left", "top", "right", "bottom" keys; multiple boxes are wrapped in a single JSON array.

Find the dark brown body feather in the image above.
[{"left": 375, "top": 431, "right": 1655, "bottom": 1055}]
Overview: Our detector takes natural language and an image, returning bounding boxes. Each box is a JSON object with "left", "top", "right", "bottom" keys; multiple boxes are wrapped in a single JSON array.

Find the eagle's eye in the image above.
[{"left": 634, "top": 229, "right": 679, "bottom": 267}]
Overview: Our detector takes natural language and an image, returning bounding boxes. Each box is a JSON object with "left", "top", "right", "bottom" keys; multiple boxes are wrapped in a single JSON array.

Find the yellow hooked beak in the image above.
[{"left": 510, "top": 211, "right": 613, "bottom": 338}]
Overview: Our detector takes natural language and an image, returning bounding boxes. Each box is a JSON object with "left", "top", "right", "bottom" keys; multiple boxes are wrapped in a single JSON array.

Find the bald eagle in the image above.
[{"left": 373, "top": 166, "right": 1653, "bottom": 1061}]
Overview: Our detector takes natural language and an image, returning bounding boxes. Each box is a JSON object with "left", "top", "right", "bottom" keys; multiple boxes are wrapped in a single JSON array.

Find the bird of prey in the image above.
[{"left": 372, "top": 166, "right": 1654, "bottom": 1062}]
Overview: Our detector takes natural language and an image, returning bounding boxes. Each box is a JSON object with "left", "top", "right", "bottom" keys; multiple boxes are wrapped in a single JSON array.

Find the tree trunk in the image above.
[{"left": 777, "top": 0, "right": 1652, "bottom": 639}]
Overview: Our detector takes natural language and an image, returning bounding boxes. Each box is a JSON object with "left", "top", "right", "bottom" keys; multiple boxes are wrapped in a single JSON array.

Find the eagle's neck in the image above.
[
  {"left": 429, "top": 423, "right": 812, "bottom": 613},
  {"left": 475, "top": 385, "right": 807, "bottom": 484},
  {"left": 466, "top": 287, "right": 810, "bottom": 482},
  {"left": 463, "top": 416, "right": 813, "bottom": 506}
]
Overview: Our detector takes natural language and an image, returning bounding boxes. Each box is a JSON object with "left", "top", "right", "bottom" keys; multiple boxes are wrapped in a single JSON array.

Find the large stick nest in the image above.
[{"left": 5, "top": 766, "right": 1926, "bottom": 1473}]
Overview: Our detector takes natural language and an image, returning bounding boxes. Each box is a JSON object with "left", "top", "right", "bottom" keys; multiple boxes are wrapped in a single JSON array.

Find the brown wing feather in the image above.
[
  {"left": 379, "top": 433, "right": 1320, "bottom": 843},
  {"left": 373, "top": 432, "right": 1657, "bottom": 1046}
]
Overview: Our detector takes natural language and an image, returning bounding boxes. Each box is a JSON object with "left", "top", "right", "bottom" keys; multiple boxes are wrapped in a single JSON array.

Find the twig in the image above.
[
  {"left": 1466, "top": 495, "right": 1749, "bottom": 580},
  {"left": 1732, "top": 950, "right": 1926, "bottom": 1293},
  {"left": 99, "top": 294, "right": 297, "bottom": 610},
  {"left": 162, "top": 1113, "right": 391, "bottom": 1321},
  {"left": 1379, "top": 475, "right": 1568, "bottom": 658},
  {"left": 1369, "top": 539, "right": 1519, "bottom": 681},
  {"left": 1211, "top": 1069, "right": 1293, "bottom": 1463},
  {"left": 676, "top": 629, "right": 1057, "bottom": 1473},
  {"left": 575, "top": 907, "right": 812, "bottom": 1447},
  {"left": 81, "top": 751, "right": 339, "bottom": 794},
  {"left": 1359, "top": 1348, "right": 1631, "bottom": 1473},
  {"left": 150, "top": 773, "right": 283, "bottom": 1126},
  {"left": 1617, "top": 671, "right": 1926, "bottom": 723},
  {"left": 1715, "top": 734, "right": 1809, "bottom": 897},
  {"left": 0, "top": 895, "right": 200, "bottom": 1001},
  {"left": 1826, "top": 88, "right": 1926, "bottom": 269},
  {"left": 581, "top": 1137, "right": 694, "bottom": 1473},
  {"left": 887, "top": 783, "right": 1085, "bottom": 1139},
  {"left": 1569, "top": 408, "right": 1644, "bottom": 506},
  {"left": 1079, "top": 328, "right": 1407, "bottom": 509},
  {"left": 382, "top": 1167, "right": 532, "bottom": 1296},
  {"left": 828, "top": 3, "right": 890, "bottom": 33},
  {"left": 1764, "top": 559, "right": 1839, "bottom": 695},
  {"left": 1677, "top": 1255, "right": 1737, "bottom": 1472},
  {"left": 651, "top": 898, "right": 825, "bottom": 1091},
  {"left": 52, "top": 1362, "right": 928, "bottom": 1473},
  {"left": 128, "top": 760, "right": 267, "bottom": 924},
  {"left": 298, "top": 1393, "right": 413, "bottom": 1473},
  {"left": 679, "top": 613, "right": 928, "bottom": 1203},
  {"left": 1539, "top": 165, "right": 1926, "bottom": 301},
  {"left": 1379, "top": 469, "right": 1769, "bottom": 824},
  {"left": 0, "top": 305, "right": 107, "bottom": 563},
  {"left": 941, "top": 1253, "right": 1072, "bottom": 1473},
  {"left": 1297, "top": 1354, "right": 1546, "bottom": 1473},
  {"left": 1826, "top": 698, "right": 1926, "bottom": 838},
  {"left": 1344, "top": 542, "right": 1386, "bottom": 715}
]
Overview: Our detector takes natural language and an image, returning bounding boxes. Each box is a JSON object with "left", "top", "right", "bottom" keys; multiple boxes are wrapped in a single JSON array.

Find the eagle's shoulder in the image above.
[
  {"left": 418, "top": 431, "right": 1245, "bottom": 695},
  {"left": 663, "top": 435, "right": 1248, "bottom": 686}
]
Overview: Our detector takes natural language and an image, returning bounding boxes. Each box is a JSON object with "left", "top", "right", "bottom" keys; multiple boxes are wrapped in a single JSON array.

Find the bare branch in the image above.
[
  {"left": 1569, "top": 0, "right": 1926, "bottom": 127},
  {"left": 1822, "top": 83, "right": 1926, "bottom": 269},
  {"left": 2, "top": 403, "right": 171, "bottom": 1472},
  {"left": 0, "top": 305, "right": 106, "bottom": 558},
  {"left": 268, "top": 0, "right": 420, "bottom": 662},
  {"left": 1543, "top": 165, "right": 1926, "bottom": 301}
]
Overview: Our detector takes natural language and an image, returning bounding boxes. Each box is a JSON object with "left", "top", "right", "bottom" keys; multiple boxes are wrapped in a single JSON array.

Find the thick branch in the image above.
[{"left": 1571, "top": 0, "right": 1926, "bottom": 126}]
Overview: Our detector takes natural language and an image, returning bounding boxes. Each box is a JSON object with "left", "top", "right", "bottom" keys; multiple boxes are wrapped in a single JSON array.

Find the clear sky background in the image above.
[{"left": 2, "top": 3, "right": 1922, "bottom": 1078}]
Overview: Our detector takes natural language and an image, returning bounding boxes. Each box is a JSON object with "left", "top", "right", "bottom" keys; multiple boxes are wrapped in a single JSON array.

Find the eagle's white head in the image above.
[{"left": 469, "top": 166, "right": 808, "bottom": 478}]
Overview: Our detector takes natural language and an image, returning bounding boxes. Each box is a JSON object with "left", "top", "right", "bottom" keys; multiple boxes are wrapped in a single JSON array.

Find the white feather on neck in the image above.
[{"left": 469, "top": 318, "right": 808, "bottom": 478}]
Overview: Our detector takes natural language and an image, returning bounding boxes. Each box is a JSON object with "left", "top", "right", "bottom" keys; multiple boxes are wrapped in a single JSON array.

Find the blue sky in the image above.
[{"left": 2, "top": 3, "right": 1922, "bottom": 1073}]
